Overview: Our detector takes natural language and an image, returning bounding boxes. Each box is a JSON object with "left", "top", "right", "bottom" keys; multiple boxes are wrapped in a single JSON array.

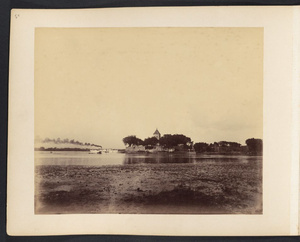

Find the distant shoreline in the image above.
[
  {"left": 34, "top": 148, "right": 262, "bottom": 156},
  {"left": 123, "top": 151, "right": 262, "bottom": 156}
]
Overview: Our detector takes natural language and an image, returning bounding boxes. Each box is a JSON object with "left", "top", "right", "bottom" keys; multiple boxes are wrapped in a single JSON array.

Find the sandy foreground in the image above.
[{"left": 35, "top": 160, "right": 262, "bottom": 214}]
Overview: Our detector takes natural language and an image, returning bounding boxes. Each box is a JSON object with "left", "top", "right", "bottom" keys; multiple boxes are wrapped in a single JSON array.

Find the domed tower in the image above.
[{"left": 153, "top": 129, "right": 161, "bottom": 140}]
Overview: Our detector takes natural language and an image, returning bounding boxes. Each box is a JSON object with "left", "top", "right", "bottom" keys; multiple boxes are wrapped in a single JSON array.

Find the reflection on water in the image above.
[
  {"left": 123, "top": 154, "right": 194, "bottom": 164},
  {"left": 35, "top": 151, "right": 262, "bottom": 166},
  {"left": 123, "top": 154, "right": 261, "bottom": 164}
]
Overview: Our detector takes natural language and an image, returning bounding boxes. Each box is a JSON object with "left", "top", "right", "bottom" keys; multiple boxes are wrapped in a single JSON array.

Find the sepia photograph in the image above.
[
  {"left": 34, "top": 27, "right": 263, "bottom": 215},
  {"left": 6, "top": 4, "right": 300, "bottom": 240},
  {"left": 8, "top": 6, "right": 299, "bottom": 235}
]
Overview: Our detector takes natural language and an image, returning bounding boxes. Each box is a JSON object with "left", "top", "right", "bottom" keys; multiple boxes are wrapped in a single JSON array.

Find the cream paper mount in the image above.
[{"left": 7, "top": 7, "right": 300, "bottom": 236}]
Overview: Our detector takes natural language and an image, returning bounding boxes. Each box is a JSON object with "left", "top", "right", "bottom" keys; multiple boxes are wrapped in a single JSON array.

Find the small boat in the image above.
[{"left": 89, "top": 149, "right": 102, "bottom": 154}]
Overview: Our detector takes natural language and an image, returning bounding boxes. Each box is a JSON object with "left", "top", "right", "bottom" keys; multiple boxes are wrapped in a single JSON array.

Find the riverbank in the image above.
[{"left": 35, "top": 159, "right": 262, "bottom": 214}]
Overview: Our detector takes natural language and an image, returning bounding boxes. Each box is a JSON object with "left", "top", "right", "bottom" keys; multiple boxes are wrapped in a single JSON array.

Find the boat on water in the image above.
[{"left": 89, "top": 149, "right": 102, "bottom": 154}]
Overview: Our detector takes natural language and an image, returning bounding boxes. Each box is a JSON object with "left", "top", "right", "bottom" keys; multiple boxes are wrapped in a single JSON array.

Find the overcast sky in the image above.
[{"left": 35, "top": 27, "right": 263, "bottom": 148}]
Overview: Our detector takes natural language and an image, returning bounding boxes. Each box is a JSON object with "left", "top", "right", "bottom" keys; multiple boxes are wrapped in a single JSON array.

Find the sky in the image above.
[{"left": 35, "top": 27, "right": 263, "bottom": 148}]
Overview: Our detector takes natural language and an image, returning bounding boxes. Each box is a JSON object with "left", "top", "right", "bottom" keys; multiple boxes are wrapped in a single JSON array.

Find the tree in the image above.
[
  {"left": 194, "top": 142, "right": 209, "bottom": 153},
  {"left": 159, "top": 134, "right": 191, "bottom": 149},
  {"left": 143, "top": 137, "right": 159, "bottom": 146},
  {"left": 123, "top": 135, "right": 144, "bottom": 147},
  {"left": 207, "top": 143, "right": 215, "bottom": 152},
  {"left": 246, "top": 138, "right": 263, "bottom": 154},
  {"left": 217, "top": 141, "right": 241, "bottom": 152}
]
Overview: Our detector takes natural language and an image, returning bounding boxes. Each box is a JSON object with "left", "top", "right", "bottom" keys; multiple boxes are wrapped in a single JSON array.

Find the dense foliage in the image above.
[
  {"left": 246, "top": 138, "right": 263, "bottom": 154},
  {"left": 194, "top": 142, "right": 209, "bottom": 153},
  {"left": 122, "top": 135, "right": 144, "bottom": 146},
  {"left": 122, "top": 133, "right": 263, "bottom": 155},
  {"left": 122, "top": 134, "right": 192, "bottom": 149},
  {"left": 159, "top": 134, "right": 192, "bottom": 148},
  {"left": 143, "top": 137, "right": 159, "bottom": 146}
]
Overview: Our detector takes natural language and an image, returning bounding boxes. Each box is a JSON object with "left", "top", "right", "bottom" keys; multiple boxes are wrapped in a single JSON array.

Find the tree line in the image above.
[
  {"left": 194, "top": 138, "right": 262, "bottom": 155},
  {"left": 123, "top": 134, "right": 192, "bottom": 150},
  {"left": 123, "top": 134, "right": 263, "bottom": 154}
]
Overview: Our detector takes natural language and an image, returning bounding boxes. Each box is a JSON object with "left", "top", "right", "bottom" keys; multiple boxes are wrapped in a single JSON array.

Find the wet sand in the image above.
[{"left": 35, "top": 161, "right": 262, "bottom": 214}]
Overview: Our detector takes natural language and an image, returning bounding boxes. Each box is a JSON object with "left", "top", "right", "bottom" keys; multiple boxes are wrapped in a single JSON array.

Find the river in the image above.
[{"left": 35, "top": 151, "right": 261, "bottom": 166}]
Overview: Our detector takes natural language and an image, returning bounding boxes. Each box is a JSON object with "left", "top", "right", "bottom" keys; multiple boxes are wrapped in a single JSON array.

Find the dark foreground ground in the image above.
[{"left": 35, "top": 161, "right": 262, "bottom": 214}]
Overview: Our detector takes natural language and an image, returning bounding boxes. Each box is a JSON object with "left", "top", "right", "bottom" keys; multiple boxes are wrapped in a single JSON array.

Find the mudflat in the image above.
[{"left": 35, "top": 159, "right": 262, "bottom": 214}]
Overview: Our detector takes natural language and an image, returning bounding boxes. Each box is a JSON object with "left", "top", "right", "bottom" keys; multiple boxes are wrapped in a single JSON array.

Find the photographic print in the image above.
[{"left": 34, "top": 27, "right": 263, "bottom": 215}]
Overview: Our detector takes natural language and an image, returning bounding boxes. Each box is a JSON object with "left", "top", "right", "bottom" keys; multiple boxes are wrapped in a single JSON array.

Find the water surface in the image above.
[{"left": 35, "top": 151, "right": 262, "bottom": 166}]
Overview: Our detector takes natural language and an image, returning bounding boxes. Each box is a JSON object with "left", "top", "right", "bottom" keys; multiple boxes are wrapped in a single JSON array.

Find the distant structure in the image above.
[{"left": 153, "top": 129, "right": 161, "bottom": 140}]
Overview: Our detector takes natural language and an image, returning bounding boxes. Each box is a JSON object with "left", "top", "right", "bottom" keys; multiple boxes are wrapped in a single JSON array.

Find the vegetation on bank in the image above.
[
  {"left": 122, "top": 134, "right": 263, "bottom": 155},
  {"left": 194, "top": 139, "right": 262, "bottom": 155},
  {"left": 123, "top": 134, "right": 193, "bottom": 151},
  {"left": 245, "top": 138, "right": 263, "bottom": 154}
]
